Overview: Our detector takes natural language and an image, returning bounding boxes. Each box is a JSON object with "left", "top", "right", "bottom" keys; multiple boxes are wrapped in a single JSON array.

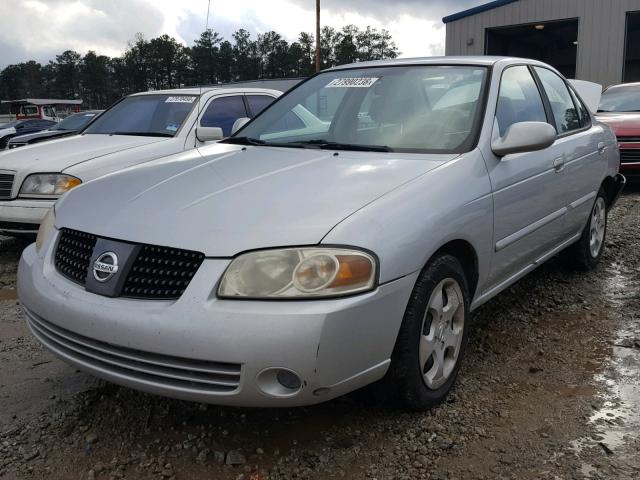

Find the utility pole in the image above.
[{"left": 315, "top": 0, "right": 321, "bottom": 72}]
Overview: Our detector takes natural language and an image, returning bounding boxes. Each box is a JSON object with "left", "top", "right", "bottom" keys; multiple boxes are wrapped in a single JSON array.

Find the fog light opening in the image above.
[
  {"left": 277, "top": 369, "right": 302, "bottom": 390},
  {"left": 256, "top": 368, "right": 303, "bottom": 398}
]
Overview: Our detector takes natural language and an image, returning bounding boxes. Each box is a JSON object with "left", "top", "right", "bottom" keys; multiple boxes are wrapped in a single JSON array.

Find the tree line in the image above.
[{"left": 0, "top": 25, "right": 399, "bottom": 111}]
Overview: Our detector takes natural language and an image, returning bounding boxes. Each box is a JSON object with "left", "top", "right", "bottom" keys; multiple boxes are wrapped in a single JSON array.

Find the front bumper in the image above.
[
  {"left": 18, "top": 237, "right": 417, "bottom": 407},
  {"left": 0, "top": 199, "right": 53, "bottom": 234}
]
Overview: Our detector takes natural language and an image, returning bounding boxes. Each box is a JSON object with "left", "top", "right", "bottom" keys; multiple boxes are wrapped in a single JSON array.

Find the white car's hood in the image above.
[
  {"left": 0, "top": 133, "right": 169, "bottom": 173},
  {"left": 56, "top": 143, "right": 456, "bottom": 256}
]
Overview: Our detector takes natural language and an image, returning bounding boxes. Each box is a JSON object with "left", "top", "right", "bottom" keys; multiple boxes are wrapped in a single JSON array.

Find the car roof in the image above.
[
  {"left": 130, "top": 87, "right": 281, "bottom": 97},
  {"left": 330, "top": 56, "right": 550, "bottom": 70}
]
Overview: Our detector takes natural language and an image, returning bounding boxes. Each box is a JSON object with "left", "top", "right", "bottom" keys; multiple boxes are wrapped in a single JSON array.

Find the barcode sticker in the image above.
[
  {"left": 326, "top": 77, "right": 379, "bottom": 88},
  {"left": 165, "top": 96, "right": 196, "bottom": 103}
]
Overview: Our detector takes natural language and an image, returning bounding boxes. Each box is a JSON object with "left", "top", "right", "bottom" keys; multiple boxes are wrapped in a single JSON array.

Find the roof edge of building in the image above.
[{"left": 443, "top": 0, "right": 520, "bottom": 24}]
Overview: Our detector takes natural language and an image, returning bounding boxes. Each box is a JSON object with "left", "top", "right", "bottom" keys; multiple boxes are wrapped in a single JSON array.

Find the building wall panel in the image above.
[{"left": 445, "top": 0, "right": 640, "bottom": 86}]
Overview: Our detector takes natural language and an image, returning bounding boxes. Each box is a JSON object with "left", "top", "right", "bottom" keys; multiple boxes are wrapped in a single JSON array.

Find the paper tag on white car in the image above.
[
  {"left": 326, "top": 78, "right": 379, "bottom": 88},
  {"left": 165, "top": 96, "right": 197, "bottom": 103}
]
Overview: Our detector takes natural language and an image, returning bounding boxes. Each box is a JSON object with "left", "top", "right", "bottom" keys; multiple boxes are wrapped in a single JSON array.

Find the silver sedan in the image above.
[{"left": 19, "top": 56, "right": 624, "bottom": 409}]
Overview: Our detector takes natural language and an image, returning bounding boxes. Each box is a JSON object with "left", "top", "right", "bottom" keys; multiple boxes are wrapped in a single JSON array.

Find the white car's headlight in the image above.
[
  {"left": 218, "top": 247, "right": 377, "bottom": 299},
  {"left": 35, "top": 206, "right": 56, "bottom": 252},
  {"left": 19, "top": 174, "right": 81, "bottom": 198}
]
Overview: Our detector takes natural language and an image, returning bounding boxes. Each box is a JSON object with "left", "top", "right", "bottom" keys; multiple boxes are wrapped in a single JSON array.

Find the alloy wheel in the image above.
[
  {"left": 419, "top": 278, "right": 465, "bottom": 389},
  {"left": 589, "top": 197, "right": 606, "bottom": 258}
]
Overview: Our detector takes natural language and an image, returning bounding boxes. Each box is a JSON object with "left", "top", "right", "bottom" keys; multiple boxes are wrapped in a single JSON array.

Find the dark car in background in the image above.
[
  {"left": 596, "top": 83, "right": 640, "bottom": 181},
  {"left": 6, "top": 111, "right": 103, "bottom": 150},
  {"left": 0, "top": 119, "right": 57, "bottom": 149}
]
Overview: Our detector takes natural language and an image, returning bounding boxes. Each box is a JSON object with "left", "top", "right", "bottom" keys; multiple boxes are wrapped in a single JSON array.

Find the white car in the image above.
[{"left": 0, "top": 87, "right": 281, "bottom": 235}]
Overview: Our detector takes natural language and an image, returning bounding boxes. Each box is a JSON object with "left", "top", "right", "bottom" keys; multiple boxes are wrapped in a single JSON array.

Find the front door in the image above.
[{"left": 486, "top": 65, "right": 566, "bottom": 286}]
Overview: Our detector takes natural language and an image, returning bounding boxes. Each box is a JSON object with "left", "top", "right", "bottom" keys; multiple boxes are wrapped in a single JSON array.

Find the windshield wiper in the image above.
[
  {"left": 222, "top": 136, "right": 267, "bottom": 146},
  {"left": 290, "top": 139, "right": 393, "bottom": 152},
  {"left": 222, "top": 136, "right": 309, "bottom": 148},
  {"left": 111, "top": 131, "right": 173, "bottom": 137}
]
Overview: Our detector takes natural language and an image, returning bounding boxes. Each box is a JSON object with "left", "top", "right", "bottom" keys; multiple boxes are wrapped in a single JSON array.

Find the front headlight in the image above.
[
  {"left": 35, "top": 206, "right": 56, "bottom": 252},
  {"left": 19, "top": 174, "right": 81, "bottom": 198},
  {"left": 218, "top": 247, "right": 377, "bottom": 299}
]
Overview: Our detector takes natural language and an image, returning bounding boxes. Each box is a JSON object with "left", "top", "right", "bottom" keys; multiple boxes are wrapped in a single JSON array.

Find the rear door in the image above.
[
  {"left": 533, "top": 67, "right": 604, "bottom": 237},
  {"left": 486, "top": 65, "right": 565, "bottom": 285}
]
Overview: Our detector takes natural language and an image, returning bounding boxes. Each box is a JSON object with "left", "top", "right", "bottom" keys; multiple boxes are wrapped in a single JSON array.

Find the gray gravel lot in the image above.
[{"left": 1, "top": 188, "right": 639, "bottom": 480}]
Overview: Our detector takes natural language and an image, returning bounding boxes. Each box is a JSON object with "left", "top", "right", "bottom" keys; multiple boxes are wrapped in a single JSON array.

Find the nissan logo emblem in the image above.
[{"left": 93, "top": 252, "right": 119, "bottom": 283}]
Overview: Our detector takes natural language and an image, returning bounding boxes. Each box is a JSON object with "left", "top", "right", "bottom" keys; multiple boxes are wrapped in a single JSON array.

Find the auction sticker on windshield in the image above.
[
  {"left": 326, "top": 78, "right": 379, "bottom": 88},
  {"left": 165, "top": 96, "right": 196, "bottom": 103}
]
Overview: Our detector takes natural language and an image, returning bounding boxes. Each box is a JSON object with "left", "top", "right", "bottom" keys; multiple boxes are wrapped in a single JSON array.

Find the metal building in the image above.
[{"left": 444, "top": 0, "right": 640, "bottom": 87}]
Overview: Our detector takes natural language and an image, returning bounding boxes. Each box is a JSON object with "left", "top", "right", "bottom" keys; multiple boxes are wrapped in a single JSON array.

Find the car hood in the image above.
[
  {"left": 56, "top": 143, "right": 455, "bottom": 256},
  {"left": 0, "top": 127, "right": 16, "bottom": 136},
  {"left": 0, "top": 133, "right": 169, "bottom": 173},
  {"left": 595, "top": 112, "right": 640, "bottom": 136}
]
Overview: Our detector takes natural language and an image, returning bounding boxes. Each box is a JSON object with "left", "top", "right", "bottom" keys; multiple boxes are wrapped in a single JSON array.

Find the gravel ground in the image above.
[{"left": 0, "top": 188, "right": 639, "bottom": 480}]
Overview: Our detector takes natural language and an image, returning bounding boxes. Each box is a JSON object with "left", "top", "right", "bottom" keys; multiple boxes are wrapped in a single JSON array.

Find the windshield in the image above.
[
  {"left": 233, "top": 65, "right": 488, "bottom": 153},
  {"left": 1, "top": 121, "right": 19, "bottom": 129},
  {"left": 84, "top": 94, "right": 197, "bottom": 136},
  {"left": 53, "top": 112, "right": 100, "bottom": 131},
  {"left": 599, "top": 85, "right": 640, "bottom": 112}
]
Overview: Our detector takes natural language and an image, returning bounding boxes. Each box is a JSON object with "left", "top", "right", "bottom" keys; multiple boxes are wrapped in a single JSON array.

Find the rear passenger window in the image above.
[
  {"left": 200, "top": 95, "right": 248, "bottom": 136},
  {"left": 496, "top": 66, "right": 547, "bottom": 137},
  {"left": 568, "top": 87, "right": 591, "bottom": 128},
  {"left": 534, "top": 67, "right": 581, "bottom": 134}
]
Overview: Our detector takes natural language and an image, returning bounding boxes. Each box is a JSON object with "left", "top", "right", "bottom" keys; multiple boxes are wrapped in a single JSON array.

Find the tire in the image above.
[
  {"left": 385, "top": 254, "right": 470, "bottom": 411},
  {"left": 565, "top": 188, "right": 608, "bottom": 270}
]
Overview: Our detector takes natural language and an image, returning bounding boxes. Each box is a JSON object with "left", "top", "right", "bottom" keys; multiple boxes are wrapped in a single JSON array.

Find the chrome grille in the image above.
[
  {"left": 617, "top": 136, "right": 640, "bottom": 143},
  {"left": 25, "top": 308, "right": 241, "bottom": 393},
  {"left": 0, "top": 172, "right": 15, "bottom": 199},
  {"left": 122, "top": 245, "right": 205, "bottom": 300},
  {"left": 54, "top": 228, "right": 97, "bottom": 284},
  {"left": 620, "top": 149, "right": 640, "bottom": 164},
  {"left": 54, "top": 228, "right": 204, "bottom": 300}
]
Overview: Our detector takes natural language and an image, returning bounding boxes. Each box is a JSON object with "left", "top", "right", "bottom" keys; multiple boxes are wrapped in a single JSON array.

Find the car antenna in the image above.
[{"left": 196, "top": 0, "right": 212, "bottom": 146}]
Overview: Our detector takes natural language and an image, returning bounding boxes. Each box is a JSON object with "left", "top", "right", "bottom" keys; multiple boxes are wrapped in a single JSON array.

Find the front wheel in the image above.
[
  {"left": 566, "top": 188, "right": 608, "bottom": 270},
  {"left": 386, "top": 254, "right": 470, "bottom": 411}
]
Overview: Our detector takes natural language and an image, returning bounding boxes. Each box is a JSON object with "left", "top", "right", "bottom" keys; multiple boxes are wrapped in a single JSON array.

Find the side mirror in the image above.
[
  {"left": 492, "top": 121, "right": 557, "bottom": 157},
  {"left": 196, "top": 126, "right": 224, "bottom": 143},
  {"left": 231, "top": 117, "right": 251, "bottom": 135}
]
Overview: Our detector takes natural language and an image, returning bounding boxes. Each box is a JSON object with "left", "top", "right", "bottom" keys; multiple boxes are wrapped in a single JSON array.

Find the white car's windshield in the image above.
[
  {"left": 84, "top": 94, "right": 198, "bottom": 137},
  {"left": 598, "top": 85, "right": 640, "bottom": 112},
  {"left": 231, "top": 65, "right": 488, "bottom": 153}
]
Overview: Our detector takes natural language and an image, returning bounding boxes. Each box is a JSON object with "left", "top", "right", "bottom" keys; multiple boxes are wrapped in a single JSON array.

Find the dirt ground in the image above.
[{"left": 0, "top": 188, "right": 639, "bottom": 480}]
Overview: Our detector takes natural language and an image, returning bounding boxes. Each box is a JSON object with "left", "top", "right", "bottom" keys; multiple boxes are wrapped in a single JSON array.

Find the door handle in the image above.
[
  {"left": 553, "top": 157, "right": 565, "bottom": 173},
  {"left": 598, "top": 142, "right": 606, "bottom": 154}
]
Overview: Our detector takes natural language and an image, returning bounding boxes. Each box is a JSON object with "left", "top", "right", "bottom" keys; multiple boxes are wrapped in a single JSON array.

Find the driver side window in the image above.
[{"left": 496, "top": 66, "right": 548, "bottom": 137}]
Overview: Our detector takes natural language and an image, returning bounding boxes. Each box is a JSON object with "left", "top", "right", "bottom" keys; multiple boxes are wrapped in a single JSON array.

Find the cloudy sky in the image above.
[{"left": 0, "top": 0, "right": 483, "bottom": 68}]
